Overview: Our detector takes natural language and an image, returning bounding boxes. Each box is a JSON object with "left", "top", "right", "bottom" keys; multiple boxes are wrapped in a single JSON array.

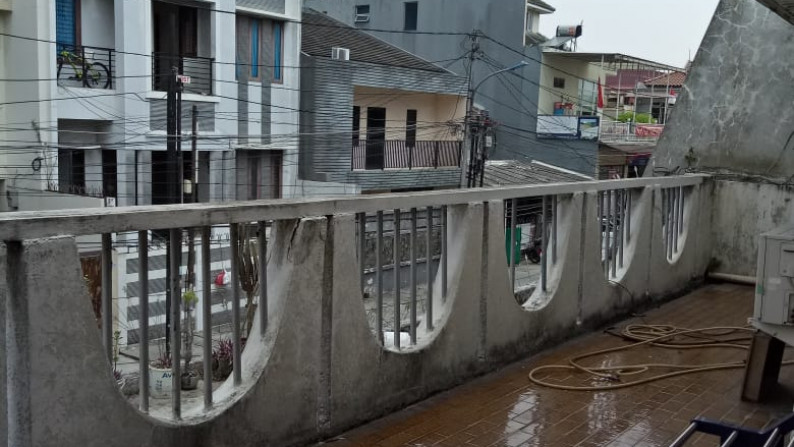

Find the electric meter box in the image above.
[{"left": 756, "top": 224, "right": 794, "bottom": 326}]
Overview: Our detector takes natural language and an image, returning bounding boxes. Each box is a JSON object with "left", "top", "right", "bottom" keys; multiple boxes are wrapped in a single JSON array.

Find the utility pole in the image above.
[
  {"left": 460, "top": 31, "right": 480, "bottom": 188},
  {"left": 187, "top": 105, "right": 198, "bottom": 291},
  {"left": 165, "top": 66, "right": 184, "bottom": 357}
]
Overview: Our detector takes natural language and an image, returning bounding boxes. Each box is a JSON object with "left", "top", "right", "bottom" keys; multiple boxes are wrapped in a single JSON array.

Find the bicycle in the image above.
[{"left": 56, "top": 47, "right": 111, "bottom": 89}]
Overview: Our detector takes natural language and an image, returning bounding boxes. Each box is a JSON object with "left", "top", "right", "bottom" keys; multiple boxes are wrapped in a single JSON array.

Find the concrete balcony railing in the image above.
[{"left": 0, "top": 175, "right": 709, "bottom": 447}]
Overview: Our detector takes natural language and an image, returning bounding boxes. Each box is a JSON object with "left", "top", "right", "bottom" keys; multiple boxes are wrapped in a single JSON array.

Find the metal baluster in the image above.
[
  {"left": 678, "top": 186, "right": 685, "bottom": 236},
  {"left": 626, "top": 190, "right": 632, "bottom": 242},
  {"left": 393, "top": 209, "right": 402, "bottom": 350},
  {"left": 618, "top": 189, "right": 626, "bottom": 268},
  {"left": 101, "top": 233, "right": 113, "bottom": 361},
  {"left": 541, "top": 196, "right": 548, "bottom": 292},
  {"left": 168, "top": 228, "right": 182, "bottom": 419},
  {"left": 410, "top": 208, "right": 417, "bottom": 345},
  {"left": 673, "top": 188, "right": 681, "bottom": 253},
  {"left": 552, "top": 195, "right": 558, "bottom": 264},
  {"left": 425, "top": 206, "right": 434, "bottom": 332},
  {"left": 667, "top": 190, "right": 674, "bottom": 260},
  {"left": 605, "top": 191, "right": 612, "bottom": 276},
  {"left": 442, "top": 205, "right": 448, "bottom": 302},
  {"left": 662, "top": 189, "right": 668, "bottom": 259},
  {"left": 138, "top": 231, "right": 150, "bottom": 413},
  {"left": 598, "top": 192, "right": 604, "bottom": 271},
  {"left": 230, "top": 224, "right": 242, "bottom": 386},
  {"left": 358, "top": 213, "right": 366, "bottom": 296},
  {"left": 258, "top": 222, "right": 268, "bottom": 336},
  {"left": 509, "top": 198, "right": 518, "bottom": 290},
  {"left": 376, "top": 211, "right": 384, "bottom": 345},
  {"left": 611, "top": 190, "right": 618, "bottom": 278},
  {"left": 201, "top": 227, "right": 212, "bottom": 409}
]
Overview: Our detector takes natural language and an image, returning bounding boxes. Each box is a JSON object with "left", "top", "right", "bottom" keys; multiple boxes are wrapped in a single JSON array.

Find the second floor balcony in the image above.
[
  {"left": 601, "top": 120, "right": 665, "bottom": 144},
  {"left": 352, "top": 139, "right": 462, "bottom": 171},
  {"left": 152, "top": 53, "right": 214, "bottom": 96},
  {"left": 56, "top": 44, "right": 116, "bottom": 90}
]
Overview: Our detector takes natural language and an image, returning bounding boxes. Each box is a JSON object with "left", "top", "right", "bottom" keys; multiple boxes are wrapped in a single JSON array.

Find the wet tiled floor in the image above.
[{"left": 322, "top": 284, "right": 794, "bottom": 447}]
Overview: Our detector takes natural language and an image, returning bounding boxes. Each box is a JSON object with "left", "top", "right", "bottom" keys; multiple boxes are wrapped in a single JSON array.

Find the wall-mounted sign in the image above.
[
  {"left": 578, "top": 116, "right": 600, "bottom": 141},
  {"left": 537, "top": 115, "right": 579, "bottom": 139}
]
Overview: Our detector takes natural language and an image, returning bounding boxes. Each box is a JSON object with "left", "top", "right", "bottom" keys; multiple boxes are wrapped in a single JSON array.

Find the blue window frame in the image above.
[
  {"left": 274, "top": 22, "right": 283, "bottom": 82},
  {"left": 56, "top": 0, "right": 78, "bottom": 49},
  {"left": 250, "top": 20, "right": 260, "bottom": 79}
]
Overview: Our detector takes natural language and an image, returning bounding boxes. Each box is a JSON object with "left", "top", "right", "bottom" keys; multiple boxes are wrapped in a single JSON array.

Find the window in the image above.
[
  {"left": 406, "top": 109, "right": 417, "bottom": 148},
  {"left": 404, "top": 2, "right": 418, "bottom": 31},
  {"left": 553, "top": 77, "right": 566, "bottom": 89},
  {"left": 236, "top": 16, "right": 284, "bottom": 82},
  {"left": 274, "top": 22, "right": 283, "bottom": 82},
  {"left": 352, "top": 106, "right": 361, "bottom": 145},
  {"left": 55, "top": 0, "right": 80, "bottom": 49},
  {"left": 355, "top": 5, "right": 370, "bottom": 23}
]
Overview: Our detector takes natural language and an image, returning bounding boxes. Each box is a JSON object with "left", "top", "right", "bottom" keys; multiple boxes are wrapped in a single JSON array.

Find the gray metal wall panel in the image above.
[
  {"left": 236, "top": 0, "right": 285, "bottom": 14},
  {"left": 150, "top": 100, "right": 215, "bottom": 132}
]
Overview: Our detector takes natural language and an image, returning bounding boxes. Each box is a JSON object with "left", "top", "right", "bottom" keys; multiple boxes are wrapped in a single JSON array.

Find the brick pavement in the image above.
[{"left": 319, "top": 284, "right": 794, "bottom": 447}]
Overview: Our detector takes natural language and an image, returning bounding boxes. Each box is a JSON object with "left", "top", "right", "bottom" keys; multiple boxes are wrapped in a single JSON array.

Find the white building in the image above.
[{"left": 0, "top": 0, "right": 301, "bottom": 210}]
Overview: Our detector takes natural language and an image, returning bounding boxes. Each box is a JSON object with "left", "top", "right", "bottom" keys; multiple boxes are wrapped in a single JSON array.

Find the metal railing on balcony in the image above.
[
  {"left": 600, "top": 121, "right": 665, "bottom": 143},
  {"left": 152, "top": 53, "right": 214, "bottom": 96},
  {"left": 56, "top": 44, "right": 116, "bottom": 90},
  {"left": 0, "top": 175, "right": 710, "bottom": 446},
  {"left": 351, "top": 140, "right": 462, "bottom": 170}
]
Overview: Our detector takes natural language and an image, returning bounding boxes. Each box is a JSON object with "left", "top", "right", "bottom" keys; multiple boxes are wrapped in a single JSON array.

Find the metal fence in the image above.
[
  {"left": 152, "top": 53, "right": 214, "bottom": 96},
  {"left": 352, "top": 140, "right": 462, "bottom": 170},
  {"left": 56, "top": 44, "right": 116, "bottom": 90}
]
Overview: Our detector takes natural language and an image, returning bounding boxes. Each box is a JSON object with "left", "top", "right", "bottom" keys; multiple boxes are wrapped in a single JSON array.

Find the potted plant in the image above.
[
  {"left": 149, "top": 352, "right": 173, "bottom": 398},
  {"left": 211, "top": 338, "right": 234, "bottom": 381},
  {"left": 181, "top": 289, "right": 199, "bottom": 390}
]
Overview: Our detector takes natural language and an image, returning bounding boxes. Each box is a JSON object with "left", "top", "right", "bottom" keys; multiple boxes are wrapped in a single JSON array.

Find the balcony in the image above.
[
  {"left": 601, "top": 120, "right": 666, "bottom": 144},
  {"left": 352, "top": 140, "right": 462, "bottom": 170},
  {"left": 0, "top": 174, "right": 727, "bottom": 445},
  {"left": 152, "top": 53, "right": 214, "bottom": 96},
  {"left": 55, "top": 45, "right": 116, "bottom": 90}
]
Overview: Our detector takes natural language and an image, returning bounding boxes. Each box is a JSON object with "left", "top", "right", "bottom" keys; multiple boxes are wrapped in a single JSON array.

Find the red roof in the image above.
[{"left": 644, "top": 71, "right": 687, "bottom": 87}]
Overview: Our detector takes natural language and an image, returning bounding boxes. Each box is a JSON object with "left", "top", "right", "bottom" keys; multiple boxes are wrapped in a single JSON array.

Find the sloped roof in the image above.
[
  {"left": 301, "top": 9, "right": 447, "bottom": 73},
  {"left": 644, "top": 71, "right": 687, "bottom": 87},
  {"left": 528, "top": 0, "right": 556, "bottom": 13},
  {"left": 605, "top": 69, "right": 663, "bottom": 91},
  {"left": 483, "top": 160, "right": 592, "bottom": 187}
]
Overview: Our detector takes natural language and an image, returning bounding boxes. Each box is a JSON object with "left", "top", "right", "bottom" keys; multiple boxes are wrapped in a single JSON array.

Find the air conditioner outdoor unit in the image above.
[
  {"left": 331, "top": 47, "right": 350, "bottom": 61},
  {"left": 754, "top": 225, "right": 794, "bottom": 344},
  {"left": 354, "top": 13, "right": 370, "bottom": 23}
]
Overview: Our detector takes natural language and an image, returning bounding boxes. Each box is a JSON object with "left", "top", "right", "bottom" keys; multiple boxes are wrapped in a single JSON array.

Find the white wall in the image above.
[
  {"left": 80, "top": 0, "right": 114, "bottom": 48},
  {"left": 538, "top": 54, "right": 616, "bottom": 117}
]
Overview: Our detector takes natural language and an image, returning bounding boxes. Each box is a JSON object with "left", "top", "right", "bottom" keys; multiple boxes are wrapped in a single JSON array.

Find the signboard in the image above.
[
  {"left": 176, "top": 75, "right": 192, "bottom": 84},
  {"left": 537, "top": 115, "right": 600, "bottom": 141},
  {"left": 537, "top": 115, "right": 579, "bottom": 139},
  {"left": 578, "top": 116, "right": 600, "bottom": 141}
]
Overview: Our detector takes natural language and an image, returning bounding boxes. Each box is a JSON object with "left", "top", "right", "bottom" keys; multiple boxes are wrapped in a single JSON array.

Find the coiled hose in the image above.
[{"left": 528, "top": 325, "right": 793, "bottom": 392}]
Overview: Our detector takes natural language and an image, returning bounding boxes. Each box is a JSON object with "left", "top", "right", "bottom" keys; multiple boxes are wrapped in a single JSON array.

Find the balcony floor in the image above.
[{"left": 321, "top": 284, "right": 794, "bottom": 447}]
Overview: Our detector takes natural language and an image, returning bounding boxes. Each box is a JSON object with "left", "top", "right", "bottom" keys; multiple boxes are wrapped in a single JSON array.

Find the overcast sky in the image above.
[{"left": 540, "top": 0, "right": 721, "bottom": 68}]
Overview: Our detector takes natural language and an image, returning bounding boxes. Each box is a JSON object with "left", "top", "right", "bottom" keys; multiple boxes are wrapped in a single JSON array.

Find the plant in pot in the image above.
[
  {"left": 211, "top": 338, "right": 234, "bottom": 381},
  {"left": 149, "top": 351, "right": 173, "bottom": 398},
  {"left": 181, "top": 289, "right": 199, "bottom": 391}
]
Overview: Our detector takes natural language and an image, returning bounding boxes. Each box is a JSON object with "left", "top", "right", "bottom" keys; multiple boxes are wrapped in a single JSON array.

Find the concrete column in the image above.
[
  {"left": 136, "top": 150, "right": 152, "bottom": 206},
  {"left": 0, "top": 243, "right": 7, "bottom": 444}
]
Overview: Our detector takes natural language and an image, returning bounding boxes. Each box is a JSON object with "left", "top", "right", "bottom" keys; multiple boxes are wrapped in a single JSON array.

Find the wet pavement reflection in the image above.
[{"left": 320, "top": 285, "right": 794, "bottom": 447}]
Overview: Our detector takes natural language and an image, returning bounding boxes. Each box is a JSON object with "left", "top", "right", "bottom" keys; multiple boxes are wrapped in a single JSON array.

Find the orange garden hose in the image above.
[{"left": 528, "top": 325, "right": 794, "bottom": 391}]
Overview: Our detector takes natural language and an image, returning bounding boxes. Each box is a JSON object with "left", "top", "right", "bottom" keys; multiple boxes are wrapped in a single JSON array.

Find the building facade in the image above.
[
  {"left": 299, "top": 9, "right": 466, "bottom": 193},
  {"left": 304, "top": 0, "right": 600, "bottom": 176},
  {"left": 0, "top": 0, "right": 301, "bottom": 210}
]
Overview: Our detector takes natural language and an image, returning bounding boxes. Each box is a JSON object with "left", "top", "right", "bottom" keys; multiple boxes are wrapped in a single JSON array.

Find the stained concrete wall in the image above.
[
  {"left": 652, "top": 0, "right": 794, "bottom": 276},
  {"left": 1, "top": 178, "right": 710, "bottom": 446}
]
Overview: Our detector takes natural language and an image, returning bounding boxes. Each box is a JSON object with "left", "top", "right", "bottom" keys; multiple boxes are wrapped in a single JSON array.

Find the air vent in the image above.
[
  {"left": 331, "top": 47, "right": 350, "bottom": 61},
  {"left": 354, "top": 13, "right": 370, "bottom": 23}
]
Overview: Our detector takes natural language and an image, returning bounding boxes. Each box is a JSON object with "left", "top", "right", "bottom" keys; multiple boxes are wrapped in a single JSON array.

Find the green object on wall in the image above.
[{"left": 505, "top": 227, "right": 522, "bottom": 264}]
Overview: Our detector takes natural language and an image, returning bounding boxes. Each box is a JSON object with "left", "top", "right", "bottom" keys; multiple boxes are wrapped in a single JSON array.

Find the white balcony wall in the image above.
[{"left": 81, "top": 0, "right": 114, "bottom": 49}]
